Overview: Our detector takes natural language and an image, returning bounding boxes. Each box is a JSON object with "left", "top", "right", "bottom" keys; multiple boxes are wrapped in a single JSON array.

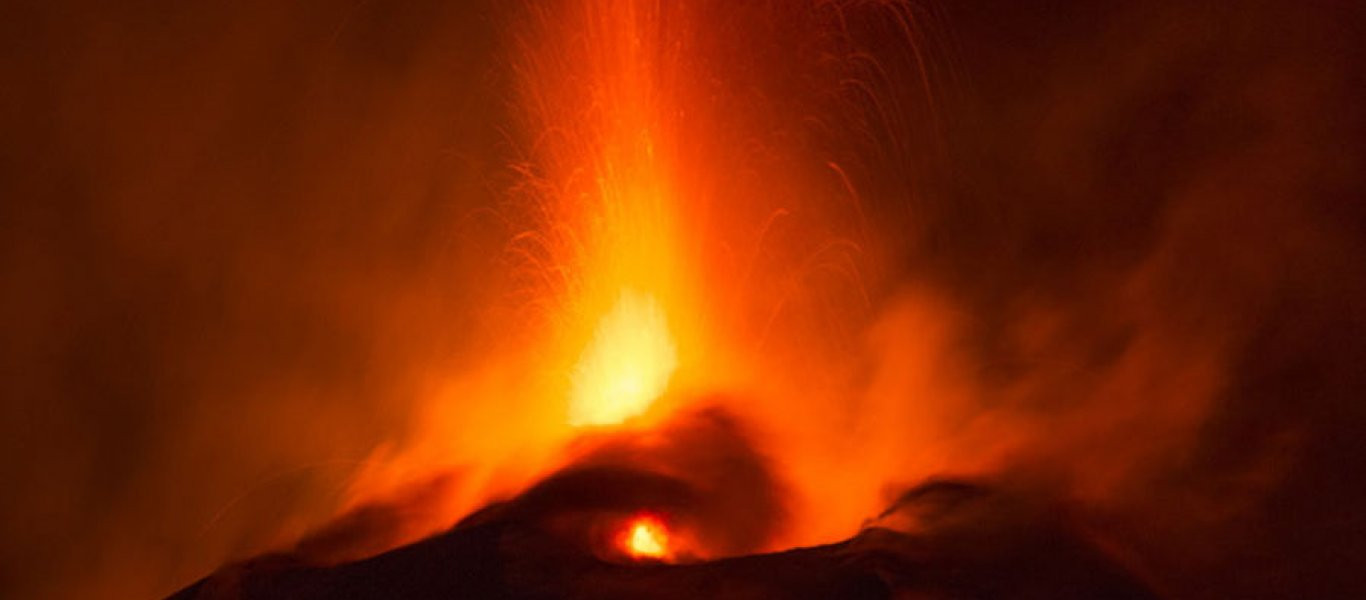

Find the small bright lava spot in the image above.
[{"left": 621, "top": 514, "right": 671, "bottom": 561}]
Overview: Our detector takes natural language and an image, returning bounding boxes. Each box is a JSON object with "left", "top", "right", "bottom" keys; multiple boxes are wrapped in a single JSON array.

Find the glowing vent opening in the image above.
[{"left": 620, "top": 513, "right": 672, "bottom": 561}]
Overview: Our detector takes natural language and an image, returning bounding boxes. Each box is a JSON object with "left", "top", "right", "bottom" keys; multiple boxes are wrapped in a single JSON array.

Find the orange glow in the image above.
[
  {"left": 570, "top": 289, "right": 678, "bottom": 426},
  {"left": 340, "top": 0, "right": 946, "bottom": 561},
  {"left": 620, "top": 514, "right": 672, "bottom": 561}
]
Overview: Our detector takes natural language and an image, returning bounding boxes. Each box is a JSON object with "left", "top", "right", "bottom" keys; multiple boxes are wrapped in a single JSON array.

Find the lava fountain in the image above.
[
  {"left": 330, "top": 0, "right": 940, "bottom": 561},
  {"left": 4, "top": 0, "right": 1350, "bottom": 595},
  {"left": 176, "top": 0, "right": 1148, "bottom": 594},
  {"left": 569, "top": 289, "right": 678, "bottom": 427}
]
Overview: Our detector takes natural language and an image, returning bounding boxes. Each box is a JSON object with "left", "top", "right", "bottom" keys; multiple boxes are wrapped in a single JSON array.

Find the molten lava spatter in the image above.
[
  {"left": 569, "top": 289, "right": 677, "bottom": 426},
  {"left": 620, "top": 513, "right": 672, "bottom": 561}
]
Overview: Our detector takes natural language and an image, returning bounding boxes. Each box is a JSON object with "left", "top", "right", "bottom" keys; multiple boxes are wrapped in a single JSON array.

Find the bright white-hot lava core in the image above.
[
  {"left": 621, "top": 513, "right": 672, "bottom": 561},
  {"left": 569, "top": 289, "right": 678, "bottom": 427}
]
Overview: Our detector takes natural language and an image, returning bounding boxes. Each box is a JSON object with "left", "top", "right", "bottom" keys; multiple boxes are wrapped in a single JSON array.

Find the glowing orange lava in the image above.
[
  {"left": 340, "top": 0, "right": 925, "bottom": 561},
  {"left": 620, "top": 513, "right": 672, "bottom": 561},
  {"left": 569, "top": 289, "right": 677, "bottom": 427}
]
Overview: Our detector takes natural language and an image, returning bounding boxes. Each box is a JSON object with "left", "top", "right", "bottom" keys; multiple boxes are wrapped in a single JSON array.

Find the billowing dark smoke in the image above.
[
  {"left": 549, "top": 405, "right": 788, "bottom": 557},
  {"left": 293, "top": 405, "right": 786, "bottom": 565},
  {"left": 2, "top": 1, "right": 1364, "bottom": 598}
]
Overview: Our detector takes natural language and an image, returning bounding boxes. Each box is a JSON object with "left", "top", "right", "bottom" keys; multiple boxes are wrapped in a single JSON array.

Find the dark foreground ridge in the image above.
[{"left": 169, "top": 477, "right": 1157, "bottom": 599}]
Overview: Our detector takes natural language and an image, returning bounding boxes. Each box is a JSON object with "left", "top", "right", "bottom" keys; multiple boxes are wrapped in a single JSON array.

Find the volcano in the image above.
[
  {"left": 4, "top": 0, "right": 1364, "bottom": 598},
  {"left": 170, "top": 409, "right": 1156, "bottom": 599}
]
